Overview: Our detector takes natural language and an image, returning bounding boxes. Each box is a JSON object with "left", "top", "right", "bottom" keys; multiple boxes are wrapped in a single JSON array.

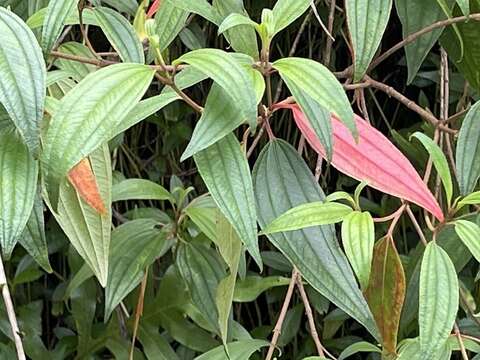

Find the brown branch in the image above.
[
  {"left": 129, "top": 269, "right": 148, "bottom": 360},
  {"left": 406, "top": 205, "right": 428, "bottom": 246},
  {"left": 454, "top": 323, "right": 469, "bottom": 360}
]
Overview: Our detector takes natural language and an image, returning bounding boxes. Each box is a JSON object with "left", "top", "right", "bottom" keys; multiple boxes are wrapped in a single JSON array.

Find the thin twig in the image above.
[
  {"left": 454, "top": 322, "right": 469, "bottom": 360},
  {"left": 406, "top": 205, "right": 428, "bottom": 246},
  {"left": 129, "top": 269, "right": 148, "bottom": 360}
]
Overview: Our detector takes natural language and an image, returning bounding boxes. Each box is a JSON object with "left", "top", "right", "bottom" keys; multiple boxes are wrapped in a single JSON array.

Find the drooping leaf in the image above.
[
  {"left": 454, "top": 220, "right": 480, "bottom": 263},
  {"left": 194, "top": 134, "right": 261, "bottom": 269},
  {"left": 346, "top": 0, "right": 393, "bottom": 81},
  {"left": 0, "top": 129, "right": 38, "bottom": 259},
  {"left": 233, "top": 275, "right": 291, "bottom": 302},
  {"left": 262, "top": 202, "right": 353, "bottom": 234},
  {"left": 419, "top": 241, "right": 459, "bottom": 360},
  {"left": 194, "top": 339, "right": 268, "bottom": 360},
  {"left": 19, "top": 190, "right": 51, "bottom": 273},
  {"left": 104, "top": 219, "right": 168, "bottom": 321},
  {"left": 271, "top": 0, "right": 310, "bottom": 35},
  {"left": 153, "top": 0, "right": 189, "bottom": 52},
  {"left": 111, "top": 178, "right": 172, "bottom": 203},
  {"left": 41, "top": 0, "right": 76, "bottom": 55},
  {"left": 50, "top": 145, "right": 112, "bottom": 286},
  {"left": 364, "top": 236, "right": 406, "bottom": 355},
  {"left": 93, "top": 6, "right": 145, "bottom": 63},
  {"left": 173, "top": 49, "right": 258, "bottom": 130},
  {"left": 41, "top": 63, "right": 155, "bottom": 209},
  {"left": 341, "top": 211, "right": 374, "bottom": 290},
  {"left": 253, "top": 139, "right": 379, "bottom": 340},
  {"left": 456, "top": 101, "right": 480, "bottom": 195},
  {"left": 0, "top": 7, "right": 46, "bottom": 156},
  {"left": 275, "top": 103, "right": 444, "bottom": 221},
  {"left": 411, "top": 132, "right": 453, "bottom": 206},
  {"left": 273, "top": 57, "right": 357, "bottom": 138}
]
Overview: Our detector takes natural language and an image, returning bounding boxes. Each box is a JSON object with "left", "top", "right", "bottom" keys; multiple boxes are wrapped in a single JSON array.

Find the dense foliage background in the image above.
[{"left": 0, "top": 0, "right": 480, "bottom": 359}]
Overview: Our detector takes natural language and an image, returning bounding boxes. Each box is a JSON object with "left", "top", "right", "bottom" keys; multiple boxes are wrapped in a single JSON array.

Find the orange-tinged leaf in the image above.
[
  {"left": 67, "top": 158, "right": 107, "bottom": 215},
  {"left": 274, "top": 102, "right": 444, "bottom": 221},
  {"left": 364, "top": 236, "right": 406, "bottom": 355}
]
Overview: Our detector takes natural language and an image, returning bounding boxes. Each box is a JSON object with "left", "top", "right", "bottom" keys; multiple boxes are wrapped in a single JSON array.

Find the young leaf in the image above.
[
  {"left": 0, "top": 129, "right": 38, "bottom": 259},
  {"left": 153, "top": 0, "right": 189, "bottom": 52},
  {"left": 104, "top": 219, "right": 168, "bottom": 321},
  {"left": 457, "top": 191, "right": 480, "bottom": 209},
  {"left": 341, "top": 211, "right": 374, "bottom": 290},
  {"left": 174, "top": 49, "right": 258, "bottom": 131},
  {"left": 112, "top": 179, "right": 172, "bottom": 203},
  {"left": 253, "top": 139, "right": 379, "bottom": 340},
  {"left": 275, "top": 103, "right": 444, "bottom": 221},
  {"left": 273, "top": 57, "right": 357, "bottom": 138},
  {"left": 194, "top": 134, "right": 261, "bottom": 269},
  {"left": 41, "top": 63, "right": 155, "bottom": 209},
  {"left": 194, "top": 340, "right": 268, "bottom": 360},
  {"left": 454, "top": 220, "right": 480, "bottom": 263},
  {"left": 411, "top": 132, "right": 452, "bottom": 206},
  {"left": 271, "top": 0, "right": 311, "bottom": 35},
  {"left": 0, "top": 7, "right": 46, "bottom": 156},
  {"left": 346, "top": 0, "right": 393, "bottom": 81},
  {"left": 364, "top": 236, "right": 406, "bottom": 355},
  {"left": 93, "top": 7, "right": 145, "bottom": 64},
  {"left": 262, "top": 202, "right": 353, "bottom": 234},
  {"left": 456, "top": 101, "right": 480, "bottom": 195},
  {"left": 41, "top": 0, "right": 77, "bottom": 55},
  {"left": 419, "top": 241, "right": 459, "bottom": 360}
]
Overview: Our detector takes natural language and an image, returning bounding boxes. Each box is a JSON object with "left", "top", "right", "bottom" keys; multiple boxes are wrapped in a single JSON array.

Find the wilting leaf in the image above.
[
  {"left": 276, "top": 103, "right": 444, "bottom": 221},
  {"left": 194, "top": 134, "right": 261, "bottom": 269},
  {"left": 346, "top": 0, "right": 393, "bottom": 81},
  {"left": 0, "top": 129, "right": 38, "bottom": 259},
  {"left": 0, "top": 7, "right": 46, "bottom": 155},
  {"left": 364, "top": 236, "right": 406, "bottom": 355},
  {"left": 341, "top": 211, "right": 374, "bottom": 290},
  {"left": 112, "top": 178, "right": 172, "bottom": 203},
  {"left": 93, "top": 6, "right": 145, "bottom": 63},
  {"left": 456, "top": 101, "right": 480, "bottom": 195},
  {"left": 194, "top": 339, "right": 268, "bottom": 360},
  {"left": 454, "top": 220, "right": 480, "bottom": 263},
  {"left": 41, "top": 63, "right": 155, "bottom": 209},
  {"left": 253, "top": 139, "right": 379, "bottom": 339},
  {"left": 262, "top": 202, "right": 353, "bottom": 234},
  {"left": 419, "top": 241, "right": 459, "bottom": 360}
]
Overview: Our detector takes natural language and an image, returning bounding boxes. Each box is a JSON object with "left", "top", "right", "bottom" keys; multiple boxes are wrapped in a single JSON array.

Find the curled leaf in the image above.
[{"left": 274, "top": 102, "right": 443, "bottom": 221}]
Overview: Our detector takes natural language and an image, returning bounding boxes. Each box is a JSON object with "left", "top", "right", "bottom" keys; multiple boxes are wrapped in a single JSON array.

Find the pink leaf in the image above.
[
  {"left": 147, "top": 0, "right": 161, "bottom": 18},
  {"left": 274, "top": 102, "right": 444, "bottom": 221}
]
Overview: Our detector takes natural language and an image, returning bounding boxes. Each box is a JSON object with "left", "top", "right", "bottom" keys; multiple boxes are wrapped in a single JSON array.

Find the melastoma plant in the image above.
[{"left": 0, "top": 0, "right": 479, "bottom": 359}]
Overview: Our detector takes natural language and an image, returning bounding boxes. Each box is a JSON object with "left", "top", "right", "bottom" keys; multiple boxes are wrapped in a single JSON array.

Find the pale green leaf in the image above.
[
  {"left": 271, "top": 0, "right": 310, "bottom": 35},
  {"left": 194, "top": 339, "right": 268, "bottom": 360},
  {"left": 185, "top": 203, "right": 217, "bottom": 242},
  {"left": 0, "top": 7, "right": 46, "bottom": 155},
  {"left": 273, "top": 57, "right": 357, "bottom": 139},
  {"left": 457, "top": 191, "right": 480, "bottom": 208},
  {"left": 101, "top": 0, "right": 137, "bottom": 16},
  {"left": 0, "top": 129, "right": 38, "bottom": 259},
  {"left": 174, "top": 49, "right": 258, "bottom": 130},
  {"left": 262, "top": 202, "right": 353, "bottom": 234},
  {"left": 28, "top": 7, "right": 98, "bottom": 29},
  {"left": 456, "top": 101, "right": 480, "bottom": 195},
  {"left": 154, "top": 0, "right": 189, "bottom": 52},
  {"left": 341, "top": 211, "right": 374, "bottom": 290},
  {"left": 419, "top": 241, "right": 459, "bottom": 359},
  {"left": 233, "top": 276, "right": 291, "bottom": 302},
  {"left": 346, "top": 0, "right": 393, "bottom": 81},
  {"left": 338, "top": 341, "right": 381, "bottom": 360},
  {"left": 93, "top": 7, "right": 145, "bottom": 63},
  {"left": 112, "top": 179, "right": 172, "bottom": 203},
  {"left": 194, "top": 134, "right": 261, "bottom": 269},
  {"left": 412, "top": 132, "right": 452, "bottom": 206},
  {"left": 54, "top": 42, "right": 97, "bottom": 81},
  {"left": 165, "top": 0, "right": 220, "bottom": 26},
  {"left": 41, "top": 63, "right": 155, "bottom": 208},
  {"left": 454, "top": 220, "right": 480, "bottom": 264},
  {"left": 456, "top": 0, "right": 470, "bottom": 15},
  {"left": 41, "top": 0, "right": 76, "bottom": 55},
  {"left": 218, "top": 13, "right": 257, "bottom": 35}
]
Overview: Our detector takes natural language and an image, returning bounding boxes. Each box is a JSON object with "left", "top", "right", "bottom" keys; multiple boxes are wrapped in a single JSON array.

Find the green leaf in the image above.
[
  {"left": 273, "top": 57, "right": 357, "bottom": 139},
  {"left": 411, "top": 132, "right": 452, "bottom": 206},
  {"left": 262, "top": 202, "right": 353, "bottom": 234},
  {"left": 112, "top": 179, "right": 172, "bottom": 203},
  {"left": 419, "top": 241, "right": 459, "bottom": 359},
  {"left": 218, "top": 13, "right": 257, "bottom": 35},
  {"left": 456, "top": 0, "right": 470, "bottom": 15},
  {"left": 41, "top": 0, "right": 76, "bottom": 55},
  {"left": 174, "top": 49, "right": 258, "bottom": 131},
  {"left": 364, "top": 236, "right": 406, "bottom": 355},
  {"left": 101, "top": 0, "right": 137, "bottom": 16},
  {"left": 19, "top": 190, "right": 51, "bottom": 273},
  {"left": 454, "top": 220, "right": 480, "bottom": 264},
  {"left": 395, "top": 0, "right": 453, "bottom": 83},
  {"left": 0, "top": 7, "right": 46, "bottom": 156},
  {"left": 0, "top": 129, "right": 38, "bottom": 259},
  {"left": 49, "top": 145, "right": 112, "bottom": 286},
  {"left": 165, "top": 0, "right": 220, "bottom": 27},
  {"left": 194, "top": 134, "right": 261, "bottom": 269},
  {"left": 457, "top": 191, "right": 480, "bottom": 208},
  {"left": 233, "top": 275, "right": 291, "bottom": 302},
  {"left": 154, "top": 0, "right": 189, "bottom": 52},
  {"left": 253, "top": 139, "right": 379, "bottom": 340},
  {"left": 54, "top": 42, "right": 97, "bottom": 81},
  {"left": 138, "top": 323, "right": 179, "bottom": 360},
  {"left": 93, "top": 7, "right": 145, "bottom": 64},
  {"left": 271, "top": 0, "right": 310, "bottom": 35},
  {"left": 456, "top": 101, "right": 480, "bottom": 195},
  {"left": 194, "top": 339, "right": 268, "bottom": 360},
  {"left": 341, "top": 211, "right": 374, "bottom": 290},
  {"left": 185, "top": 202, "right": 217, "bottom": 242},
  {"left": 346, "top": 0, "right": 393, "bottom": 81},
  {"left": 104, "top": 219, "right": 168, "bottom": 321},
  {"left": 28, "top": 7, "right": 98, "bottom": 29},
  {"left": 338, "top": 341, "right": 382, "bottom": 360},
  {"left": 41, "top": 63, "right": 155, "bottom": 209}
]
